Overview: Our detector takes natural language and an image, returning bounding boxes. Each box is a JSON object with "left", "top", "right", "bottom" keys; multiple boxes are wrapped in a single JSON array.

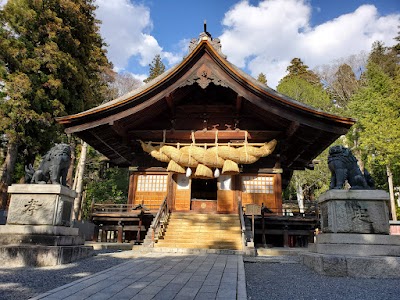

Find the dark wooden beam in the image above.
[
  {"left": 236, "top": 95, "right": 243, "bottom": 114},
  {"left": 110, "top": 120, "right": 127, "bottom": 138},
  {"left": 285, "top": 121, "right": 300, "bottom": 139},
  {"left": 286, "top": 133, "right": 321, "bottom": 168},
  {"left": 165, "top": 94, "right": 175, "bottom": 115},
  {"left": 89, "top": 131, "right": 131, "bottom": 164}
]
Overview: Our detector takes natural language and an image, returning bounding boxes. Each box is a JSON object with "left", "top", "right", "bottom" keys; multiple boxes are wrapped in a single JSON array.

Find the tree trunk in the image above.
[
  {"left": 0, "top": 142, "right": 18, "bottom": 209},
  {"left": 72, "top": 141, "right": 88, "bottom": 220},
  {"left": 387, "top": 164, "right": 397, "bottom": 221},
  {"left": 353, "top": 148, "right": 364, "bottom": 173},
  {"left": 296, "top": 180, "right": 305, "bottom": 214},
  {"left": 66, "top": 135, "right": 76, "bottom": 188}
]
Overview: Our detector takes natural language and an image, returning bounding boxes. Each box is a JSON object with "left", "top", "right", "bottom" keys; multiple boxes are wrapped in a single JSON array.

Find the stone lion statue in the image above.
[
  {"left": 25, "top": 143, "right": 71, "bottom": 186},
  {"left": 328, "top": 145, "right": 374, "bottom": 190}
]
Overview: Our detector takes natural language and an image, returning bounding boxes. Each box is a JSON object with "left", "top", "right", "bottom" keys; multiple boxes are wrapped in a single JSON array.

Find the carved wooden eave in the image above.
[{"left": 56, "top": 36, "right": 355, "bottom": 172}]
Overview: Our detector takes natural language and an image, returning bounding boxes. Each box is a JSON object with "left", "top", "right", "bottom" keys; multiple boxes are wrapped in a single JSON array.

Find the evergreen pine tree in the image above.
[
  {"left": 0, "top": 0, "right": 113, "bottom": 208},
  {"left": 256, "top": 73, "right": 267, "bottom": 85},
  {"left": 143, "top": 54, "right": 166, "bottom": 83}
]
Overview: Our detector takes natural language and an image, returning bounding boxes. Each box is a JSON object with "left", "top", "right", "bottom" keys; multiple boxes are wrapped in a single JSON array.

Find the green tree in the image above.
[
  {"left": 256, "top": 72, "right": 267, "bottom": 85},
  {"left": 81, "top": 146, "right": 129, "bottom": 219},
  {"left": 348, "top": 62, "right": 400, "bottom": 219},
  {"left": 368, "top": 41, "right": 399, "bottom": 79},
  {"left": 285, "top": 58, "right": 320, "bottom": 85},
  {"left": 285, "top": 148, "right": 332, "bottom": 203},
  {"left": 277, "top": 60, "right": 334, "bottom": 203},
  {"left": 277, "top": 76, "right": 333, "bottom": 112},
  {"left": 329, "top": 64, "right": 360, "bottom": 108},
  {"left": 143, "top": 54, "right": 165, "bottom": 83},
  {"left": 0, "top": 0, "right": 113, "bottom": 208}
]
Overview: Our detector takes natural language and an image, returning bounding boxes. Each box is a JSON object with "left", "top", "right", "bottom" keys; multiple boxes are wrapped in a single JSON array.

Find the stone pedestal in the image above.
[
  {"left": 7, "top": 184, "right": 75, "bottom": 226},
  {"left": 0, "top": 184, "right": 93, "bottom": 267},
  {"left": 301, "top": 190, "right": 400, "bottom": 278},
  {"left": 319, "top": 190, "right": 390, "bottom": 234}
]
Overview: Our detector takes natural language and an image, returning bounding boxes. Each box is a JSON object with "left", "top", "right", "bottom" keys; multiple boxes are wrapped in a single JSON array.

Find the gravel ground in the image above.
[
  {"left": 0, "top": 250, "right": 138, "bottom": 300},
  {"left": 245, "top": 260, "right": 400, "bottom": 300}
]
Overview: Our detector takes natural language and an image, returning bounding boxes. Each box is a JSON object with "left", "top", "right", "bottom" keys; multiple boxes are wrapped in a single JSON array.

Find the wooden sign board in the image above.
[{"left": 246, "top": 204, "right": 261, "bottom": 216}]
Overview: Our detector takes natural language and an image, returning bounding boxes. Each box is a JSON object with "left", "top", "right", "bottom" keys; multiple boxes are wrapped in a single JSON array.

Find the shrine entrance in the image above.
[{"left": 191, "top": 178, "right": 218, "bottom": 213}]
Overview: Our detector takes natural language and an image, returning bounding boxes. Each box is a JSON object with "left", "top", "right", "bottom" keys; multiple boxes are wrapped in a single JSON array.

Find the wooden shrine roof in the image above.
[{"left": 57, "top": 34, "right": 355, "bottom": 175}]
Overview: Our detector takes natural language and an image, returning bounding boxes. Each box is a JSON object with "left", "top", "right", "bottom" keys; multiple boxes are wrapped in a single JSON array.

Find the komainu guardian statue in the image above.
[
  {"left": 25, "top": 143, "right": 71, "bottom": 186},
  {"left": 328, "top": 145, "right": 374, "bottom": 190}
]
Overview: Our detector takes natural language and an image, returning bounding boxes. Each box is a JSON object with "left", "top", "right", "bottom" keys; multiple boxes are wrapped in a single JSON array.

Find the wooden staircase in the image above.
[{"left": 154, "top": 213, "right": 243, "bottom": 250}]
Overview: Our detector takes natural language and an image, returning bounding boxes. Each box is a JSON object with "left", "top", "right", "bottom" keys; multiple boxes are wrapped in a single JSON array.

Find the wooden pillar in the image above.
[
  {"left": 167, "top": 173, "right": 174, "bottom": 211},
  {"left": 283, "top": 225, "right": 289, "bottom": 248},
  {"left": 274, "top": 173, "right": 282, "bottom": 213},
  {"left": 101, "top": 228, "right": 107, "bottom": 242},
  {"left": 117, "top": 225, "right": 123, "bottom": 243},
  {"left": 136, "top": 212, "right": 143, "bottom": 244},
  {"left": 92, "top": 225, "right": 99, "bottom": 242},
  {"left": 261, "top": 208, "right": 266, "bottom": 246},
  {"left": 127, "top": 173, "right": 136, "bottom": 205}
]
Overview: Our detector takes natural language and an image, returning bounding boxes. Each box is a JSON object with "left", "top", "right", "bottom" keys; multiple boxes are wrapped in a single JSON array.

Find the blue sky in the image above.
[{"left": 95, "top": 0, "right": 399, "bottom": 88}]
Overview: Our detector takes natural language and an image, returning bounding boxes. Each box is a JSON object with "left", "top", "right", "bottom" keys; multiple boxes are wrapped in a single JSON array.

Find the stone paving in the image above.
[{"left": 31, "top": 252, "right": 247, "bottom": 300}]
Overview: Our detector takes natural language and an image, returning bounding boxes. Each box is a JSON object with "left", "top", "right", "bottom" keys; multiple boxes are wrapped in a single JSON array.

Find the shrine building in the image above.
[{"left": 57, "top": 31, "right": 355, "bottom": 249}]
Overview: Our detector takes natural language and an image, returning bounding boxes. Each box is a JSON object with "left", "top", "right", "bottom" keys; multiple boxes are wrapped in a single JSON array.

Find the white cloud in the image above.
[
  {"left": 130, "top": 73, "right": 148, "bottom": 83},
  {"left": 219, "top": 0, "right": 400, "bottom": 88},
  {"left": 95, "top": 0, "right": 181, "bottom": 71}
]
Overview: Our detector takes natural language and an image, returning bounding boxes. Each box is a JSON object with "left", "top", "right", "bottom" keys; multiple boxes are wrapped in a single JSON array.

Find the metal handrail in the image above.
[
  {"left": 151, "top": 197, "right": 168, "bottom": 245},
  {"left": 238, "top": 197, "right": 247, "bottom": 248}
]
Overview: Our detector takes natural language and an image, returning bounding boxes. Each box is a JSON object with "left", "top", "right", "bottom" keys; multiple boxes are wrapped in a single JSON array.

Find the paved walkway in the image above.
[{"left": 31, "top": 252, "right": 247, "bottom": 300}]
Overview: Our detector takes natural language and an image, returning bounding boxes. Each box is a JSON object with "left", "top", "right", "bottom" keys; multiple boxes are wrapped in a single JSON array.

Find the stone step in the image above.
[
  {"left": 166, "top": 220, "right": 240, "bottom": 224},
  {"left": 169, "top": 214, "right": 238, "bottom": 219},
  {"left": 166, "top": 220, "right": 239, "bottom": 224},
  {"left": 160, "top": 235, "right": 242, "bottom": 242},
  {"left": 256, "top": 247, "right": 309, "bottom": 257},
  {"left": 164, "top": 227, "right": 239, "bottom": 232},
  {"left": 155, "top": 241, "right": 242, "bottom": 249},
  {"left": 154, "top": 212, "right": 242, "bottom": 251},
  {"left": 169, "top": 215, "right": 239, "bottom": 219},
  {"left": 143, "top": 247, "right": 243, "bottom": 255},
  {"left": 162, "top": 232, "right": 241, "bottom": 238}
]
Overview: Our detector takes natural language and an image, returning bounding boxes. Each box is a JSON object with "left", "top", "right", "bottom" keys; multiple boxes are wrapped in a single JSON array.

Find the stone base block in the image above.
[
  {"left": 311, "top": 233, "right": 400, "bottom": 256},
  {"left": 311, "top": 243, "right": 400, "bottom": 256},
  {"left": 316, "top": 233, "right": 400, "bottom": 245},
  {"left": 0, "top": 245, "right": 93, "bottom": 267},
  {"left": 301, "top": 252, "right": 400, "bottom": 278},
  {"left": 0, "top": 234, "right": 84, "bottom": 246},
  {"left": 0, "top": 225, "right": 79, "bottom": 236}
]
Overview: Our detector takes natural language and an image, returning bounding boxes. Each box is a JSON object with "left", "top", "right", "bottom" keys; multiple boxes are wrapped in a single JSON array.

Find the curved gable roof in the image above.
[
  {"left": 56, "top": 36, "right": 355, "bottom": 169},
  {"left": 57, "top": 38, "right": 354, "bottom": 129}
]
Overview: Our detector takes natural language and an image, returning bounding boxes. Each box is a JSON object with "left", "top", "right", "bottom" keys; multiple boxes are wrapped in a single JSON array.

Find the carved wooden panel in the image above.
[{"left": 191, "top": 200, "right": 217, "bottom": 213}]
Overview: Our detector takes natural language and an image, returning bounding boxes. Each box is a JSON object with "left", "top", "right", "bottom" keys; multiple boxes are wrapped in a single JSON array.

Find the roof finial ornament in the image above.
[
  {"left": 204, "top": 20, "right": 211, "bottom": 37},
  {"left": 187, "top": 20, "right": 227, "bottom": 59}
]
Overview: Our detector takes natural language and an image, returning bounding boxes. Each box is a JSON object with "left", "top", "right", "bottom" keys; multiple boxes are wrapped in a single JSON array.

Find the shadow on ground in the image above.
[{"left": 0, "top": 250, "right": 133, "bottom": 300}]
